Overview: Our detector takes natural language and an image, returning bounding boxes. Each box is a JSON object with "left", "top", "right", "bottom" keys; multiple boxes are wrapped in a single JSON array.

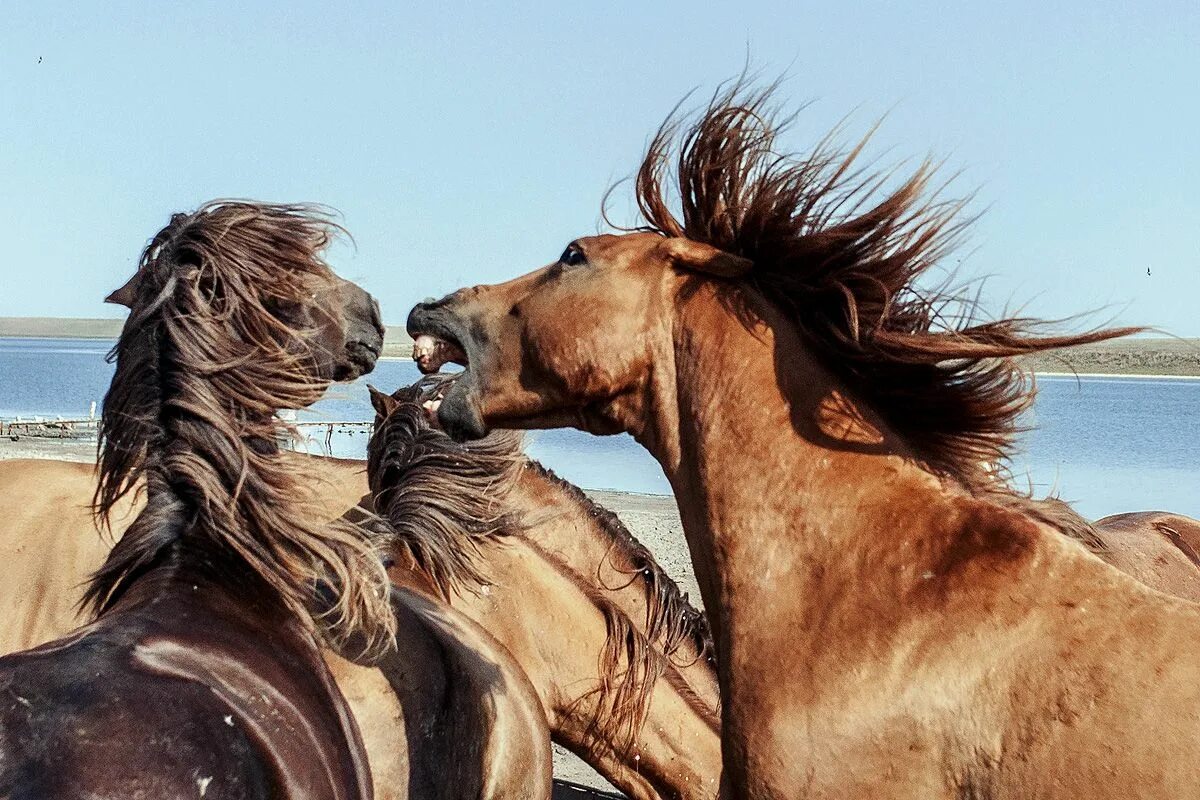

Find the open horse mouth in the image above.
[
  {"left": 407, "top": 300, "right": 472, "bottom": 374},
  {"left": 406, "top": 302, "right": 488, "bottom": 440},
  {"left": 412, "top": 334, "right": 467, "bottom": 374}
]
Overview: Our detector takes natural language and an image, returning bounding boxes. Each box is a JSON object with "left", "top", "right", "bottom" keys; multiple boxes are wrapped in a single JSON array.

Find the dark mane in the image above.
[
  {"left": 524, "top": 460, "right": 716, "bottom": 671},
  {"left": 628, "top": 79, "right": 1138, "bottom": 483},
  {"left": 984, "top": 490, "right": 1107, "bottom": 553},
  {"left": 368, "top": 383, "right": 525, "bottom": 597},
  {"left": 87, "top": 201, "right": 394, "bottom": 651}
]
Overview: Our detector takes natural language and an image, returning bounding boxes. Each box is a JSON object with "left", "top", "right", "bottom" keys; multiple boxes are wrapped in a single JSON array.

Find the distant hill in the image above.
[
  {"left": 0, "top": 317, "right": 415, "bottom": 358},
  {"left": 2, "top": 318, "right": 1196, "bottom": 374},
  {"left": 0, "top": 317, "right": 123, "bottom": 339}
]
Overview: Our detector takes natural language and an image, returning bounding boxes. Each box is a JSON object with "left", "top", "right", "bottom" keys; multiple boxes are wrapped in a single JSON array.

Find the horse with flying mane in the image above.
[
  {"left": 407, "top": 81, "right": 1200, "bottom": 798},
  {"left": 0, "top": 202, "right": 392, "bottom": 800},
  {"left": 367, "top": 375, "right": 722, "bottom": 800}
]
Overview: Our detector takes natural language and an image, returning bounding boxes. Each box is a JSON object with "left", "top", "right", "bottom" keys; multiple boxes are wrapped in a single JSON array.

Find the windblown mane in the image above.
[
  {"left": 368, "top": 381, "right": 525, "bottom": 597},
  {"left": 87, "top": 201, "right": 394, "bottom": 651},
  {"left": 985, "top": 490, "right": 1106, "bottom": 553},
  {"left": 628, "top": 79, "right": 1138, "bottom": 483}
]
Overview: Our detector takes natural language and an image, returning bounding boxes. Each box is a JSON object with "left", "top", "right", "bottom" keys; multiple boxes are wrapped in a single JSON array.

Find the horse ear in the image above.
[
  {"left": 105, "top": 273, "right": 140, "bottom": 308},
  {"left": 659, "top": 238, "right": 752, "bottom": 279},
  {"left": 367, "top": 385, "right": 398, "bottom": 419}
]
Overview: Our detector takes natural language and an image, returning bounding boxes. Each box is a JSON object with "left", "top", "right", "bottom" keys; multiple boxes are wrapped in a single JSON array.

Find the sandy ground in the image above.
[{"left": 0, "top": 439, "right": 685, "bottom": 794}]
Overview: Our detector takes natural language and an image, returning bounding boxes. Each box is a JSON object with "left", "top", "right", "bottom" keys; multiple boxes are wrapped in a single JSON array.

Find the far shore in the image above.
[{"left": 3, "top": 317, "right": 1199, "bottom": 377}]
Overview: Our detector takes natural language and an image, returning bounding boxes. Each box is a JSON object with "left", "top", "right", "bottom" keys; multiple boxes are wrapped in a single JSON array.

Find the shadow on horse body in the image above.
[
  {"left": 0, "top": 202, "right": 393, "bottom": 800},
  {"left": 407, "top": 82, "right": 1200, "bottom": 798}
]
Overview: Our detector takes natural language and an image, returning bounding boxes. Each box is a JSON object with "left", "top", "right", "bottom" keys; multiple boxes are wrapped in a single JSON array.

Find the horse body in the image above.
[
  {"left": 1093, "top": 512, "right": 1200, "bottom": 603},
  {"left": 510, "top": 463, "right": 719, "bottom": 707},
  {"left": 404, "top": 530, "right": 720, "bottom": 800},
  {"left": 406, "top": 84, "right": 1200, "bottom": 797},
  {"left": 370, "top": 584, "right": 552, "bottom": 800},
  {"left": 1, "top": 574, "right": 368, "bottom": 799},
  {"left": 0, "top": 444, "right": 717, "bottom": 799},
  {"left": 660, "top": 287, "right": 1200, "bottom": 797},
  {"left": 0, "top": 459, "right": 118, "bottom": 654},
  {"left": 0, "top": 202, "right": 391, "bottom": 800}
]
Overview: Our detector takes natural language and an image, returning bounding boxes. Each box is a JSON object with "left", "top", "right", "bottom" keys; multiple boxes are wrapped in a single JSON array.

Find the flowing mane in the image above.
[
  {"left": 628, "top": 80, "right": 1138, "bottom": 483},
  {"left": 86, "top": 201, "right": 394, "bottom": 651}
]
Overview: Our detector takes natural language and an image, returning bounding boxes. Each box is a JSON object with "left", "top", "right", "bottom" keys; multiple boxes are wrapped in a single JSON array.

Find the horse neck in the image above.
[
  {"left": 108, "top": 545, "right": 307, "bottom": 646},
  {"left": 432, "top": 532, "right": 721, "bottom": 800},
  {"left": 282, "top": 453, "right": 369, "bottom": 519},
  {"left": 637, "top": 281, "right": 999, "bottom": 664},
  {"left": 509, "top": 465, "right": 720, "bottom": 710}
]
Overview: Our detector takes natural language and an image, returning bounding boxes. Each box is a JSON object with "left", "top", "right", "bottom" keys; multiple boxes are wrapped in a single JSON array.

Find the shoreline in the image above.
[
  {"left": 5, "top": 322, "right": 1199, "bottom": 378},
  {"left": 1034, "top": 371, "right": 1200, "bottom": 381}
]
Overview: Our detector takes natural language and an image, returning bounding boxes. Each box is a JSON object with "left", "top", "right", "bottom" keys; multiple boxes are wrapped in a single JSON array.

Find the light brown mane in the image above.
[
  {"left": 628, "top": 79, "right": 1138, "bottom": 484},
  {"left": 87, "top": 201, "right": 394, "bottom": 652}
]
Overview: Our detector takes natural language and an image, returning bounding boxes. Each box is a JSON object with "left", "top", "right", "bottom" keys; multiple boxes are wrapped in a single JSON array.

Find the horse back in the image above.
[
  {"left": 1093, "top": 511, "right": 1200, "bottom": 603},
  {"left": 0, "top": 592, "right": 371, "bottom": 800}
]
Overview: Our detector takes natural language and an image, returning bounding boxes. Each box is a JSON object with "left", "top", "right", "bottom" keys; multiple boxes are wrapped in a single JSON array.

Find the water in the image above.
[{"left": 1, "top": 337, "right": 1196, "bottom": 519}]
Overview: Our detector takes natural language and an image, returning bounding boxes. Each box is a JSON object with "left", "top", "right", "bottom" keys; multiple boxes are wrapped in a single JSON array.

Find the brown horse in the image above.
[
  {"left": 0, "top": 202, "right": 392, "bottom": 799},
  {"left": 368, "top": 377, "right": 721, "bottom": 800},
  {"left": 0, "top": 413, "right": 717, "bottom": 796},
  {"left": 407, "top": 82, "right": 1200, "bottom": 798},
  {"left": 1092, "top": 511, "right": 1200, "bottom": 603}
]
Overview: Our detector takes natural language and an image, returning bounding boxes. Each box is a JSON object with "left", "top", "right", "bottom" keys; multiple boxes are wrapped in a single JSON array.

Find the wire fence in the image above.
[{"left": 2, "top": 416, "right": 376, "bottom": 456}]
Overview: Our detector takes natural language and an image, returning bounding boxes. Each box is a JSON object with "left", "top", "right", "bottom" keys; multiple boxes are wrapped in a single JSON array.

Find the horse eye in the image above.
[{"left": 559, "top": 245, "right": 587, "bottom": 267}]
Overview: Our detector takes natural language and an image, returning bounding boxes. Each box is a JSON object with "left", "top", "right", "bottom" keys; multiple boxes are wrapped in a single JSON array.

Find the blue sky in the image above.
[{"left": 1, "top": 1, "right": 1197, "bottom": 334}]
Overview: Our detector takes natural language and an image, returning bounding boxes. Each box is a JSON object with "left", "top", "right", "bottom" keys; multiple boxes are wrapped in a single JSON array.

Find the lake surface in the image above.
[{"left": 1, "top": 337, "right": 1197, "bottom": 519}]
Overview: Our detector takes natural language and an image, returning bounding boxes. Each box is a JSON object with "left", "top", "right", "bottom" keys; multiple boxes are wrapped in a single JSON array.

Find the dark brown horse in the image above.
[
  {"left": 0, "top": 202, "right": 391, "bottom": 799},
  {"left": 405, "top": 82, "right": 1200, "bottom": 798}
]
